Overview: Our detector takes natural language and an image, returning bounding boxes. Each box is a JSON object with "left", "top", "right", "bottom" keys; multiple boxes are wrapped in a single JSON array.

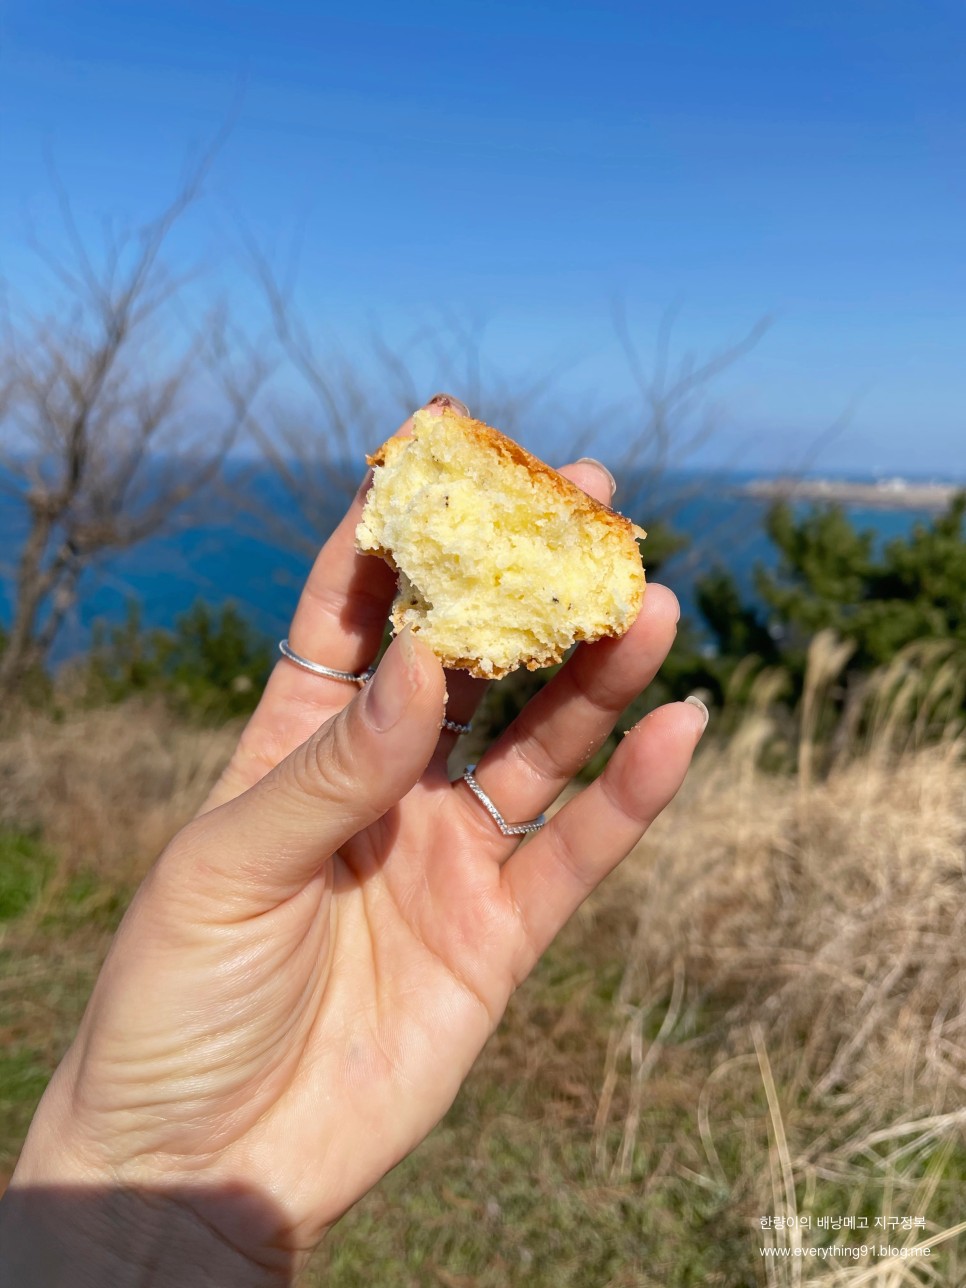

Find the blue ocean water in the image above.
[{"left": 0, "top": 462, "right": 945, "bottom": 664}]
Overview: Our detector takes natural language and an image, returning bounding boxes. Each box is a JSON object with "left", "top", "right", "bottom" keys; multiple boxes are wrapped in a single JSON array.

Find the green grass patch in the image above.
[
  {"left": 307, "top": 1114, "right": 758, "bottom": 1288},
  {"left": 0, "top": 1047, "right": 52, "bottom": 1161},
  {"left": 40, "top": 869, "right": 128, "bottom": 934},
  {"left": 0, "top": 831, "right": 122, "bottom": 1168},
  {"left": 0, "top": 831, "right": 55, "bottom": 921}
]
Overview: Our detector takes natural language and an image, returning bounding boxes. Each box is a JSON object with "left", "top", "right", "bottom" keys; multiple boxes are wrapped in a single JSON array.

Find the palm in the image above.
[
  {"left": 69, "top": 775, "right": 512, "bottom": 1238},
  {"left": 242, "top": 790, "right": 518, "bottom": 1230},
  {"left": 220, "top": 789, "right": 521, "bottom": 1241}
]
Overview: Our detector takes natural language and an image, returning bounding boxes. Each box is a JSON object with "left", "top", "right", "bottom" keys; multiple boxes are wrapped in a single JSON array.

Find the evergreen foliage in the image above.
[
  {"left": 84, "top": 601, "right": 273, "bottom": 720},
  {"left": 692, "top": 491, "right": 966, "bottom": 724},
  {"left": 5, "top": 495, "right": 966, "bottom": 739}
]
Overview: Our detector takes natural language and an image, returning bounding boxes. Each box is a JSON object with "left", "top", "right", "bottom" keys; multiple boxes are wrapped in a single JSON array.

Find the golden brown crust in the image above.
[
  {"left": 366, "top": 406, "right": 647, "bottom": 677},
  {"left": 366, "top": 407, "right": 647, "bottom": 545},
  {"left": 391, "top": 631, "right": 564, "bottom": 680},
  {"left": 389, "top": 578, "right": 647, "bottom": 679}
]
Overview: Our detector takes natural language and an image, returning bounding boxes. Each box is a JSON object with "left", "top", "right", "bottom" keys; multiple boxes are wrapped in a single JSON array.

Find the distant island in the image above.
[{"left": 740, "top": 477, "right": 963, "bottom": 511}]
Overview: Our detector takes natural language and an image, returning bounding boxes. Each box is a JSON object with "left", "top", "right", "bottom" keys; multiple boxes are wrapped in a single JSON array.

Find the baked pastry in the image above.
[{"left": 354, "top": 407, "right": 646, "bottom": 679}]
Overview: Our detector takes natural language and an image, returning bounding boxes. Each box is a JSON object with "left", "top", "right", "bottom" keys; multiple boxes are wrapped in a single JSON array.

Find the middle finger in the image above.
[{"left": 427, "top": 457, "right": 623, "bottom": 772}]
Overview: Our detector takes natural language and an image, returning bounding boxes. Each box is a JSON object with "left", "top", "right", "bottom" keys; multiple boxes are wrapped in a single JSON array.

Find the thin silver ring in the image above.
[
  {"left": 461, "top": 764, "right": 547, "bottom": 837},
  {"left": 278, "top": 639, "right": 375, "bottom": 685},
  {"left": 280, "top": 638, "right": 473, "bottom": 733}
]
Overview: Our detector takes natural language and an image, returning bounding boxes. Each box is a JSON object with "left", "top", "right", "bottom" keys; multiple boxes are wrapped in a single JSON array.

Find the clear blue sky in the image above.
[{"left": 1, "top": 0, "right": 964, "bottom": 475}]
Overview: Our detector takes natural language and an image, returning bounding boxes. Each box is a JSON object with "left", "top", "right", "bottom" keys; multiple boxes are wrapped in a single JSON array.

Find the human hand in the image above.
[{"left": 3, "top": 396, "right": 707, "bottom": 1283}]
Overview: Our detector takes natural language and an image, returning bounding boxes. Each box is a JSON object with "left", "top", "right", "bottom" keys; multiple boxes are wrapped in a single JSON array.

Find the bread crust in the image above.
[
  {"left": 363, "top": 407, "right": 647, "bottom": 678},
  {"left": 366, "top": 408, "right": 647, "bottom": 545}
]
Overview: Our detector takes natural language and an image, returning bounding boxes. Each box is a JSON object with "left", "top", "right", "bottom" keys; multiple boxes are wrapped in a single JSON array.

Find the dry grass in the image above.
[
  {"left": 2, "top": 672, "right": 966, "bottom": 1283},
  {"left": 0, "top": 699, "right": 236, "bottom": 882},
  {"left": 587, "top": 730, "right": 966, "bottom": 1283}
]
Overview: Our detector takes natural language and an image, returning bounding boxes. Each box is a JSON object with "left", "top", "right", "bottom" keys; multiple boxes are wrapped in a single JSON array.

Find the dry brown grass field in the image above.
[{"left": 2, "top": 671, "right": 965, "bottom": 1285}]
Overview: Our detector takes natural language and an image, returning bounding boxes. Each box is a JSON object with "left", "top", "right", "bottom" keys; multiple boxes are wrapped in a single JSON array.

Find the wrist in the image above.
[
  {"left": 0, "top": 1177, "right": 297, "bottom": 1288},
  {"left": 4, "top": 1080, "right": 306, "bottom": 1286}
]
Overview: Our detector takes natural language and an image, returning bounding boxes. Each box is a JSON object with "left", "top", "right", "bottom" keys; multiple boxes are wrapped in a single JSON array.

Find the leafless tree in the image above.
[
  {"left": 226, "top": 236, "right": 586, "bottom": 564},
  {"left": 212, "top": 192, "right": 773, "bottom": 603},
  {"left": 610, "top": 301, "right": 771, "bottom": 516},
  {"left": 0, "top": 160, "right": 267, "bottom": 700},
  {"left": 237, "top": 247, "right": 769, "bottom": 572}
]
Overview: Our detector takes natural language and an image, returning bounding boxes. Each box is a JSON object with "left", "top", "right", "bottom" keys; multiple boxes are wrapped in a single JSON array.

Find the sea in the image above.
[{"left": 0, "top": 461, "right": 953, "bottom": 665}]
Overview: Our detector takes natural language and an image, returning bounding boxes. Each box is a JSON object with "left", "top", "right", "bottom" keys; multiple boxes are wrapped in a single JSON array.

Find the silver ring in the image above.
[
  {"left": 461, "top": 764, "right": 547, "bottom": 837},
  {"left": 280, "top": 639, "right": 473, "bottom": 733},
  {"left": 279, "top": 639, "right": 375, "bottom": 684}
]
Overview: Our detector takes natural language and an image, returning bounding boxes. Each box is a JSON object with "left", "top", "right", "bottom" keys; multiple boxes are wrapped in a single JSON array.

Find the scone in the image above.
[{"left": 355, "top": 407, "right": 646, "bottom": 679}]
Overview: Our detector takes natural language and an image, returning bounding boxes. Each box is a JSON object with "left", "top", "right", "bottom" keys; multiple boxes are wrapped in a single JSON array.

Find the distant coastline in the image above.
[{"left": 740, "top": 477, "right": 963, "bottom": 511}]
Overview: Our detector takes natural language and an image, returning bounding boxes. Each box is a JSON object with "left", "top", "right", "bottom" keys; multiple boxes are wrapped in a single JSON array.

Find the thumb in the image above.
[{"left": 178, "top": 628, "right": 447, "bottom": 911}]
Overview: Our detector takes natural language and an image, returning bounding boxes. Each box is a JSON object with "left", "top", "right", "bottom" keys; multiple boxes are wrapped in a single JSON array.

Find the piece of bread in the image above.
[{"left": 354, "top": 407, "right": 646, "bottom": 679}]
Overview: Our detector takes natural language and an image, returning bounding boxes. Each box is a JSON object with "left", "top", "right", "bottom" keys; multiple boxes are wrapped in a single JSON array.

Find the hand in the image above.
[{"left": 4, "top": 398, "right": 707, "bottom": 1282}]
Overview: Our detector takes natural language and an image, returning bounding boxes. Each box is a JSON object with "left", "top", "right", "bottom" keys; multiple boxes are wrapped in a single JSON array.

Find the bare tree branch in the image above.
[
  {"left": 609, "top": 303, "right": 771, "bottom": 522},
  {"left": 0, "top": 144, "right": 265, "bottom": 699}
]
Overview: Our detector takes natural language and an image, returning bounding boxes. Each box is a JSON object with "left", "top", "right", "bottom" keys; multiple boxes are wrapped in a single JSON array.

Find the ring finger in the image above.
[{"left": 451, "top": 582, "right": 681, "bottom": 851}]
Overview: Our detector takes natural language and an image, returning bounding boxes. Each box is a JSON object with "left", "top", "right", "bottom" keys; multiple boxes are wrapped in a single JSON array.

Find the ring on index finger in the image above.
[{"left": 278, "top": 638, "right": 375, "bottom": 684}]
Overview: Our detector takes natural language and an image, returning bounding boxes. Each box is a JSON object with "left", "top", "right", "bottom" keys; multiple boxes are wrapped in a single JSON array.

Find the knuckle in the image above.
[
  {"left": 143, "top": 815, "right": 224, "bottom": 921},
  {"left": 550, "top": 818, "right": 597, "bottom": 896},
  {"left": 514, "top": 727, "right": 568, "bottom": 782},
  {"left": 290, "top": 710, "right": 358, "bottom": 806},
  {"left": 304, "top": 575, "right": 390, "bottom": 636}
]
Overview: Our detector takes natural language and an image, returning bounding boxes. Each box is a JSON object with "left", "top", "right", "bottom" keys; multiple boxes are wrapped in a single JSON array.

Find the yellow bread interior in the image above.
[{"left": 355, "top": 408, "right": 646, "bottom": 679}]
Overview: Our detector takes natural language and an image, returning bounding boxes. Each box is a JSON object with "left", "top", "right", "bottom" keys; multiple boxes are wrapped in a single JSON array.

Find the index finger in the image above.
[{"left": 201, "top": 394, "right": 468, "bottom": 812}]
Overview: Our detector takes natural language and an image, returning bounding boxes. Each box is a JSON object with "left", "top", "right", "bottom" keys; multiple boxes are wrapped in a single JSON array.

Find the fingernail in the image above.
[
  {"left": 577, "top": 457, "right": 617, "bottom": 498},
  {"left": 684, "top": 694, "right": 710, "bottom": 732},
  {"left": 398, "top": 624, "right": 416, "bottom": 668},
  {"left": 425, "top": 392, "right": 470, "bottom": 417},
  {"left": 355, "top": 468, "right": 374, "bottom": 503},
  {"left": 363, "top": 629, "right": 419, "bottom": 732}
]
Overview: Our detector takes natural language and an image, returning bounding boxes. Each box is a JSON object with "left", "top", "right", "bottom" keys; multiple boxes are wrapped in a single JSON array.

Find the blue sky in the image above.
[{"left": 1, "top": 0, "right": 964, "bottom": 475}]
